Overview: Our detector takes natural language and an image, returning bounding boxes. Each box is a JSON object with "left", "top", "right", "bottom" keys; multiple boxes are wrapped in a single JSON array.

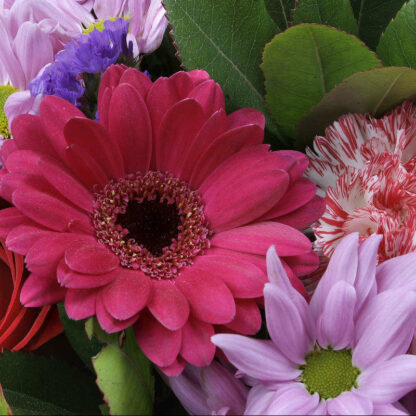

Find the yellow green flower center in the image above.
[
  {"left": 83, "top": 17, "right": 130, "bottom": 34},
  {"left": 299, "top": 347, "right": 360, "bottom": 399},
  {"left": 0, "top": 85, "right": 18, "bottom": 139}
]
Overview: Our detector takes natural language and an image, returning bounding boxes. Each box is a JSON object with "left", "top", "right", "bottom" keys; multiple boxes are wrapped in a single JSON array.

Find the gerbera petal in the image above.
[
  {"left": 65, "top": 241, "right": 118, "bottom": 275},
  {"left": 6, "top": 224, "right": 52, "bottom": 255},
  {"left": 39, "top": 96, "right": 86, "bottom": 160},
  {"left": 211, "top": 334, "right": 299, "bottom": 382},
  {"left": 119, "top": 67, "right": 152, "bottom": 98},
  {"left": 38, "top": 156, "right": 93, "bottom": 213},
  {"left": 108, "top": 83, "right": 152, "bottom": 174},
  {"left": 224, "top": 299, "right": 262, "bottom": 335},
  {"left": 5, "top": 149, "right": 42, "bottom": 175},
  {"left": 0, "top": 207, "right": 30, "bottom": 238},
  {"left": 12, "top": 185, "right": 88, "bottom": 231},
  {"left": 134, "top": 311, "right": 181, "bottom": 367},
  {"left": 187, "top": 79, "right": 225, "bottom": 115},
  {"left": 176, "top": 268, "right": 235, "bottom": 324},
  {"left": 180, "top": 316, "right": 215, "bottom": 366},
  {"left": 211, "top": 222, "right": 312, "bottom": 257},
  {"left": 264, "top": 284, "right": 312, "bottom": 364},
  {"left": 193, "top": 255, "right": 266, "bottom": 298},
  {"left": 64, "top": 117, "right": 124, "bottom": 179},
  {"left": 358, "top": 355, "right": 416, "bottom": 404},
  {"left": 102, "top": 269, "right": 151, "bottom": 320},
  {"left": 227, "top": 108, "right": 265, "bottom": 130},
  {"left": 326, "top": 391, "right": 373, "bottom": 415},
  {"left": 159, "top": 357, "right": 187, "bottom": 377},
  {"left": 148, "top": 280, "right": 190, "bottom": 331},
  {"left": 317, "top": 281, "right": 356, "bottom": 350},
  {"left": 20, "top": 273, "right": 66, "bottom": 307},
  {"left": 353, "top": 290, "right": 416, "bottom": 369},
  {"left": 65, "top": 288, "right": 97, "bottom": 320},
  {"left": 156, "top": 99, "right": 207, "bottom": 175}
]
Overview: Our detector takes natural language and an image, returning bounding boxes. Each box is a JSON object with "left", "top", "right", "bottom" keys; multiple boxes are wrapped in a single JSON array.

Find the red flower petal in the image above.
[
  {"left": 119, "top": 67, "right": 152, "bottom": 98},
  {"left": 102, "top": 269, "right": 151, "bottom": 320},
  {"left": 65, "top": 241, "right": 118, "bottom": 275},
  {"left": 227, "top": 108, "right": 265, "bottom": 130},
  {"left": 180, "top": 316, "right": 215, "bottom": 366},
  {"left": 159, "top": 357, "right": 186, "bottom": 377},
  {"left": 20, "top": 273, "right": 66, "bottom": 307},
  {"left": 0, "top": 207, "right": 30, "bottom": 239},
  {"left": 134, "top": 311, "right": 181, "bottom": 367},
  {"left": 148, "top": 280, "right": 190, "bottom": 330},
  {"left": 224, "top": 299, "right": 262, "bottom": 335},
  {"left": 65, "top": 288, "right": 97, "bottom": 320},
  {"left": 108, "top": 83, "right": 152, "bottom": 174},
  {"left": 187, "top": 79, "right": 225, "bottom": 116},
  {"left": 176, "top": 267, "right": 235, "bottom": 324},
  {"left": 6, "top": 224, "right": 52, "bottom": 255}
]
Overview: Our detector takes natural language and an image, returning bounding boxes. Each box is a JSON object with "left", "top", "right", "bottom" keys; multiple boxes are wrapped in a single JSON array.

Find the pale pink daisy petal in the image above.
[{"left": 326, "top": 391, "right": 373, "bottom": 415}]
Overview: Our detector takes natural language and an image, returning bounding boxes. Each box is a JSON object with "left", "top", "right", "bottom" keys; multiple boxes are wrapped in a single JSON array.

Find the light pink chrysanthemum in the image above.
[
  {"left": 213, "top": 233, "right": 416, "bottom": 415},
  {"left": 0, "top": 0, "right": 93, "bottom": 130},
  {"left": 92, "top": 0, "right": 168, "bottom": 54},
  {"left": 167, "top": 360, "right": 248, "bottom": 415},
  {"left": 306, "top": 101, "right": 416, "bottom": 261},
  {"left": 0, "top": 65, "right": 324, "bottom": 375}
]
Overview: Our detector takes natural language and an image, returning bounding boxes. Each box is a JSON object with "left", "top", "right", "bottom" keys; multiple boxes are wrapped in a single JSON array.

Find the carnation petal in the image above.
[
  {"left": 211, "top": 334, "right": 299, "bottom": 382},
  {"left": 326, "top": 391, "right": 373, "bottom": 415},
  {"left": 180, "top": 316, "right": 215, "bottom": 366},
  {"left": 108, "top": 83, "right": 152, "bottom": 174},
  {"left": 358, "top": 355, "right": 416, "bottom": 404},
  {"left": 176, "top": 268, "right": 235, "bottom": 324},
  {"left": 102, "top": 269, "right": 151, "bottom": 320},
  {"left": 134, "top": 312, "right": 181, "bottom": 367},
  {"left": 148, "top": 280, "right": 190, "bottom": 331}
]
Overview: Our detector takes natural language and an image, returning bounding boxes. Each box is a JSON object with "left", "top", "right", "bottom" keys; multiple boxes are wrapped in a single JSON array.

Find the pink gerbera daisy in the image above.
[
  {"left": 0, "top": 65, "right": 324, "bottom": 375},
  {"left": 306, "top": 101, "right": 416, "bottom": 261},
  {"left": 213, "top": 233, "right": 416, "bottom": 415}
]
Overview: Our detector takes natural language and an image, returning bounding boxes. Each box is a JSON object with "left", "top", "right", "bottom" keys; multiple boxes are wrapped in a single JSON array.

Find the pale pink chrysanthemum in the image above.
[
  {"left": 213, "top": 233, "right": 416, "bottom": 415},
  {"left": 92, "top": 0, "right": 168, "bottom": 54},
  {"left": 306, "top": 101, "right": 416, "bottom": 261},
  {"left": 0, "top": 65, "right": 324, "bottom": 375}
]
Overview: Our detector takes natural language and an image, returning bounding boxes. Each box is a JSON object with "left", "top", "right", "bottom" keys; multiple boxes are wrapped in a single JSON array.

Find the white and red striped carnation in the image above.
[{"left": 306, "top": 101, "right": 416, "bottom": 261}]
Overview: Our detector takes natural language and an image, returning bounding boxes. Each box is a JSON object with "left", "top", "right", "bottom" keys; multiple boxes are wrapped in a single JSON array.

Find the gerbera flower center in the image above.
[
  {"left": 299, "top": 347, "right": 360, "bottom": 399},
  {"left": 92, "top": 171, "right": 210, "bottom": 279},
  {"left": 0, "top": 85, "right": 18, "bottom": 139}
]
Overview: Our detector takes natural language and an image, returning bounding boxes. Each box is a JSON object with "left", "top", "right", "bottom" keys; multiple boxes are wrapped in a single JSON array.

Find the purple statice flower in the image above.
[
  {"left": 212, "top": 233, "right": 416, "bottom": 415},
  {"left": 28, "top": 18, "right": 131, "bottom": 106},
  {"left": 168, "top": 361, "right": 248, "bottom": 415}
]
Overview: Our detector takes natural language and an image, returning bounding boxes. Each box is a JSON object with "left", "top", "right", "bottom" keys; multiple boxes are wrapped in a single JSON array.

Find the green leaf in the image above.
[
  {"left": 262, "top": 23, "right": 381, "bottom": 137},
  {"left": 264, "top": 0, "right": 295, "bottom": 29},
  {"left": 0, "top": 351, "right": 102, "bottom": 415},
  {"left": 163, "top": 0, "right": 284, "bottom": 144},
  {"left": 292, "top": 0, "right": 358, "bottom": 34},
  {"left": 296, "top": 66, "right": 416, "bottom": 148},
  {"left": 89, "top": 322, "right": 155, "bottom": 416},
  {"left": 58, "top": 303, "right": 101, "bottom": 372},
  {"left": 377, "top": 0, "right": 416, "bottom": 67},
  {"left": 351, "top": 0, "right": 406, "bottom": 50},
  {"left": 0, "top": 385, "right": 12, "bottom": 416}
]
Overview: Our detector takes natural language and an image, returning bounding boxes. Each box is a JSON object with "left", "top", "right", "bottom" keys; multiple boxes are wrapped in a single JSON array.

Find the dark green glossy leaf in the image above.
[
  {"left": 264, "top": 0, "right": 295, "bottom": 29},
  {"left": 293, "top": 0, "right": 358, "bottom": 34},
  {"left": 262, "top": 23, "right": 381, "bottom": 137},
  {"left": 377, "top": 0, "right": 416, "bottom": 67},
  {"left": 0, "top": 385, "right": 11, "bottom": 416},
  {"left": 163, "top": 0, "right": 284, "bottom": 144},
  {"left": 0, "top": 351, "right": 101, "bottom": 415},
  {"left": 351, "top": 0, "right": 406, "bottom": 49},
  {"left": 297, "top": 66, "right": 416, "bottom": 148}
]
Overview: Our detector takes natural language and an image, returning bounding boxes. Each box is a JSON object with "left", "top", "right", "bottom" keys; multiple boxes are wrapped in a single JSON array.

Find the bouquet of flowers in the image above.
[{"left": 0, "top": 0, "right": 416, "bottom": 414}]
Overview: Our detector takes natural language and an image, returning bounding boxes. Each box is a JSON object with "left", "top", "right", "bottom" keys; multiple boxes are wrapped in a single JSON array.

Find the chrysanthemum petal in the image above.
[
  {"left": 148, "top": 280, "right": 190, "bottom": 331},
  {"left": 358, "top": 355, "right": 416, "bottom": 404},
  {"left": 317, "top": 281, "right": 356, "bottom": 350},
  {"left": 134, "top": 311, "right": 181, "bottom": 367},
  {"left": 326, "top": 391, "right": 373, "bottom": 415},
  {"left": 372, "top": 403, "right": 409, "bottom": 415},
  {"left": 102, "top": 269, "right": 151, "bottom": 320},
  {"left": 108, "top": 83, "right": 152, "bottom": 174},
  {"left": 211, "top": 334, "right": 299, "bottom": 382},
  {"left": 176, "top": 268, "right": 235, "bottom": 324},
  {"left": 180, "top": 316, "right": 215, "bottom": 366}
]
